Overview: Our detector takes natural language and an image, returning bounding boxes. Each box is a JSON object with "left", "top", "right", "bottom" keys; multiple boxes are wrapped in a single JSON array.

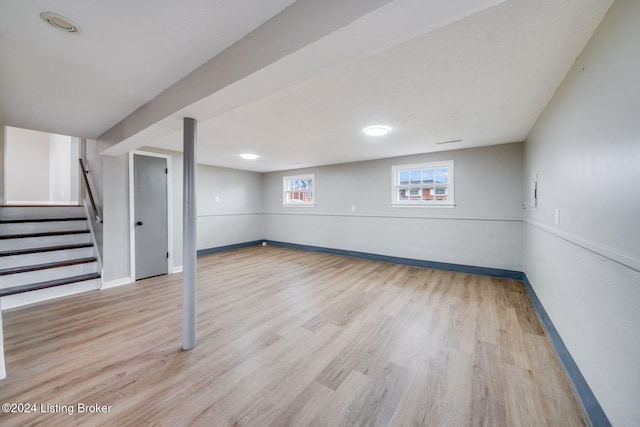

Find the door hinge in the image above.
[
  {"left": 165, "top": 168, "right": 168, "bottom": 174},
  {"left": 167, "top": 252, "right": 169, "bottom": 259}
]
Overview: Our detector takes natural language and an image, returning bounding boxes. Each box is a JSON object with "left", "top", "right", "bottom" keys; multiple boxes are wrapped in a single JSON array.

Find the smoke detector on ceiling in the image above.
[{"left": 40, "top": 12, "right": 79, "bottom": 33}]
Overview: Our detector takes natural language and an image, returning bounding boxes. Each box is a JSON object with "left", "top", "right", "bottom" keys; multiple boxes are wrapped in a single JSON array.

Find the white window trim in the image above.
[
  {"left": 391, "top": 160, "right": 455, "bottom": 208},
  {"left": 283, "top": 173, "right": 315, "bottom": 207}
]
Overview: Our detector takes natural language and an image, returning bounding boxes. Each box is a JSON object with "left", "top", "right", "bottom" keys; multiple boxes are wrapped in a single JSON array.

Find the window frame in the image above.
[
  {"left": 282, "top": 173, "right": 315, "bottom": 207},
  {"left": 391, "top": 160, "right": 455, "bottom": 208}
]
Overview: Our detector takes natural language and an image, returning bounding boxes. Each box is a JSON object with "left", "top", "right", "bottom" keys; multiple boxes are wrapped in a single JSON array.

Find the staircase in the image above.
[{"left": 0, "top": 205, "right": 101, "bottom": 309}]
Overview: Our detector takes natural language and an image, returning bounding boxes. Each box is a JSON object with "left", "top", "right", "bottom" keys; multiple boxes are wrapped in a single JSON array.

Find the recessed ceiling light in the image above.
[
  {"left": 240, "top": 153, "right": 259, "bottom": 160},
  {"left": 363, "top": 125, "right": 391, "bottom": 136},
  {"left": 40, "top": 12, "right": 79, "bottom": 33}
]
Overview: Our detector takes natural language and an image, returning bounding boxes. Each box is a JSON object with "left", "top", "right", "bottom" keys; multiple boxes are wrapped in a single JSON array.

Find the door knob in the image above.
[{"left": 136, "top": 221, "right": 143, "bottom": 226}]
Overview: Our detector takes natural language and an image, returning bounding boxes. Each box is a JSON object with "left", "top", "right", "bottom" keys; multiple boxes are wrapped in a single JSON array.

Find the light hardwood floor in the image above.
[{"left": 0, "top": 246, "right": 587, "bottom": 426}]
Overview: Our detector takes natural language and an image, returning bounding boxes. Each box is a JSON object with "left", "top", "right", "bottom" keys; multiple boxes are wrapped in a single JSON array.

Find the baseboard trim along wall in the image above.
[
  {"left": 100, "top": 277, "right": 133, "bottom": 289},
  {"left": 197, "top": 240, "right": 264, "bottom": 257},
  {"left": 264, "top": 240, "right": 524, "bottom": 280},
  {"left": 521, "top": 275, "right": 611, "bottom": 427}
]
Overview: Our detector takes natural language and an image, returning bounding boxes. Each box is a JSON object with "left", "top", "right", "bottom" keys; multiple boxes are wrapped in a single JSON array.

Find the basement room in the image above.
[{"left": 0, "top": 0, "right": 638, "bottom": 426}]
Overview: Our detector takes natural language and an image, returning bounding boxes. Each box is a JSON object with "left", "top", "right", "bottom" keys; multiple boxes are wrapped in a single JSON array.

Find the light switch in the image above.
[{"left": 554, "top": 208, "right": 560, "bottom": 225}]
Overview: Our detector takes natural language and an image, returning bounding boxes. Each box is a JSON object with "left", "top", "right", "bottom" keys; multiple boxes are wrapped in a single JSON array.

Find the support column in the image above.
[{"left": 182, "top": 117, "right": 197, "bottom": 350}]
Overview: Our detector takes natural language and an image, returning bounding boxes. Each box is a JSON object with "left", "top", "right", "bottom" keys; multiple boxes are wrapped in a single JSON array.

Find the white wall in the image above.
[
  {"left": 100, "top": 142, "right": 523, "bottom": 282},
  {"left": 5, "top": 127, "right": 50, "bottom": 202},
  {"left": 85, "top": 139, "right": 105, "bottom": 258},
  {"left": 0, "top": 126, "right": 5, "bottom": 205},
  {"left": 196, "top": 163, "right": 263, "bottom": 252},
  {"left": 523, "top": 0, "right": 640, "bottom": 425},
  {"left": 263, "top": 142, "right": 523, "bottom": 271},
  {"left": 5, "top": 127, "right": 78, "bottom": 204},
  {"left": 102, "top": 154, "right": 130, "bottom": 283},
  {"left": 100, "top": 147, "right": 264, "bottom": 282},
  {"left": 48, "top": 133, "right": 78, "bottom": 203},
  {"left": 48, "top": 134, "right": 68, "bottom": 201},
  {"left": 69, "top": 137, "right": 80, "bottom": 203}
]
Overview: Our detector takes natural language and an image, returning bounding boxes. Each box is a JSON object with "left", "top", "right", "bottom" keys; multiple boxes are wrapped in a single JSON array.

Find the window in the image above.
[
  {"left": 392, "top": 161, "right": 454, "bottom": 207},
  {"left": 283, "top": 174, "right": 315, "bottom": 206}
]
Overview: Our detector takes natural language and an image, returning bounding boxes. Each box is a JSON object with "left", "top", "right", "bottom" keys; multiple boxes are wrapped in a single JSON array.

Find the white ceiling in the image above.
[
  {"left": 0, "top": 0, "right": 297, "bottom": 138},
  {"left": 1, "top": 0, "right": 612, "bottom": 172}
]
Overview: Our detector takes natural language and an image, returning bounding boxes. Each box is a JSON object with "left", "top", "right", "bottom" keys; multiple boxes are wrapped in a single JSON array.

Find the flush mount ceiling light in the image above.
[
  {"left": 240, "top": 153, "right": 259, "bottom": 160},
  {"left": 40, "top": 12, "right": 79, "bottom": 33},
  {"left": 363, "top": 125, "right": 391, "bottom": 136}
]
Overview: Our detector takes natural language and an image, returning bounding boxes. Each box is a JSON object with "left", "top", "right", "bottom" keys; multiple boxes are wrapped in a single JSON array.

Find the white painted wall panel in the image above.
[
  {"left": 265, "top": 214, "right": 521, "bottom": 270},
  {"left": 0, "top": 126, "right": 6, "bottom": 205},
  {"left": 524, "top": 224, "right": 640, "bottom": 426},
  {"left": 5, "top": 127, "right": 49, "bottom": 202},
  {"left": 523, "top": 1, "right": 640, "bottom": 424},
  {"left": 48, "top": 133, "right": 73, "bottom": 203},
  {"left": 195, "top": 164, "right": 263, "bottom": 250},
  {"left": 198, "top": 215, "right": 263, "bottom": 250},
  {"left": 263, "top": 143, "right": 524, "bottom": 271},
  {"left": 85, "top": 139, "right": 105, "bottom": 257},
  {"left": 102, "top": 154, "right": 131, "bottom": 282}
]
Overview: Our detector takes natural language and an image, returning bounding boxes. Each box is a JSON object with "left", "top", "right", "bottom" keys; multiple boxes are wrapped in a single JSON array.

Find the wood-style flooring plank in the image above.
[{"left": 0, "top": 246, "right": 587, "bottom": 426}]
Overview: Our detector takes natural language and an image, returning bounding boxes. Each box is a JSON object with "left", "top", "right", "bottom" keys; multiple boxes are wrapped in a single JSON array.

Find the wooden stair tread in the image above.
[
  {"left": 0, "top": 230, "right": 90, "bottom": 239},
  {"left": 0, "top": 243, "right": 94, "bottom": 257},
  {"left": 0, "top": 217, "right": 86, "bottom": 224},
  {"left": 0, "top": 272, "right": 101, "bottom": 297},
  {"left": 0, "top": 257, "right": 97, "bottom": 276}
]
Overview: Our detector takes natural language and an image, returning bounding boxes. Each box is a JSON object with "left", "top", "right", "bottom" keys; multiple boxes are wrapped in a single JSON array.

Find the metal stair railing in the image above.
[{"left": 78, "top": 158, "right": 103, "bottom": 224}]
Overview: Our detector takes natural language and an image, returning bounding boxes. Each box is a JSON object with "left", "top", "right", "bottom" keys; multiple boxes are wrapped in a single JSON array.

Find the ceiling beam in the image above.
[{"left": 100, "top": 0, "right": 504, "bottom": 156}]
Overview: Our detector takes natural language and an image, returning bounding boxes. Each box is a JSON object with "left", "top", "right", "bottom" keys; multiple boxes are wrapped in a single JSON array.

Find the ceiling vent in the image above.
[{"left": 40, "top": 12, "right": 79, "bottom": 33}]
